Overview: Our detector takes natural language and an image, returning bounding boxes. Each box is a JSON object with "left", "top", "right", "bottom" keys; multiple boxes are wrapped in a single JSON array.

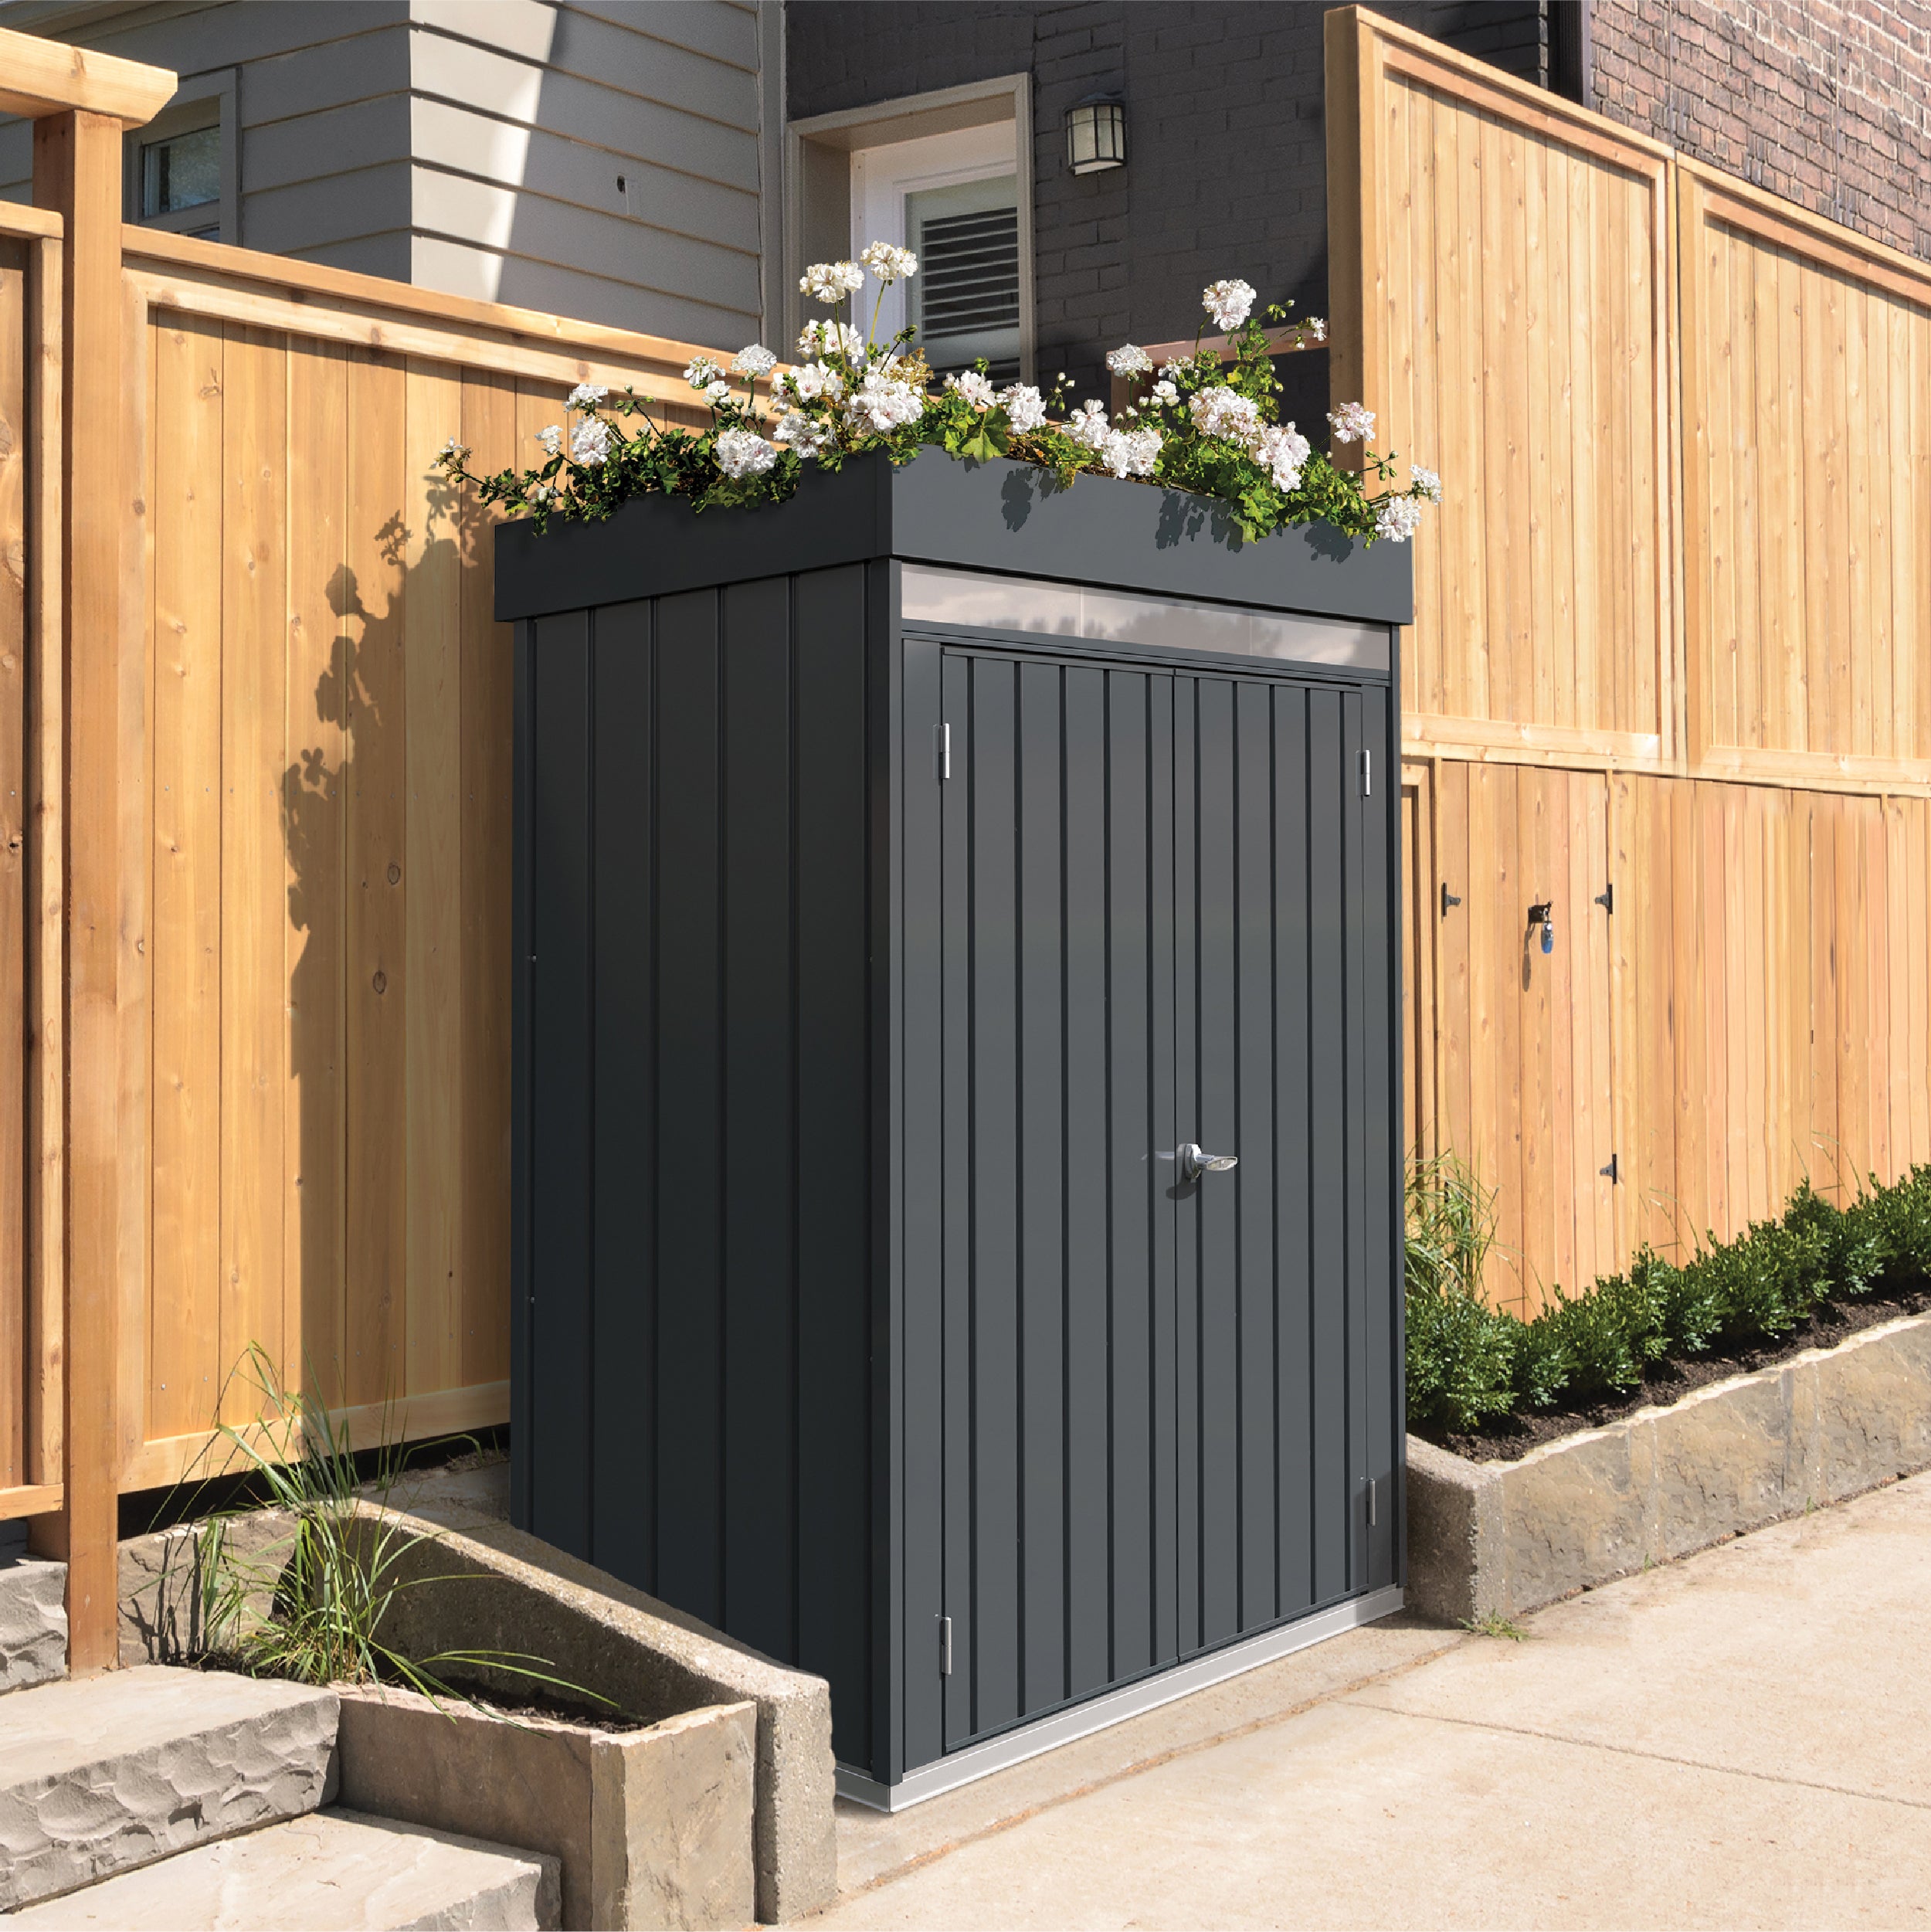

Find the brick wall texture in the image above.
[
  {"left": 1589, "top": 0, "right": 1931, "bottom": 263},
  {"left": 786, "top": 1, "right": 1931, "bottom": 401}
]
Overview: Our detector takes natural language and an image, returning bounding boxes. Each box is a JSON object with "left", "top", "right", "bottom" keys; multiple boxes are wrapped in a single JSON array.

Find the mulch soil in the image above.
[{"left": 1425, "top": 1281, "right": 1931, "bottom": 1464}]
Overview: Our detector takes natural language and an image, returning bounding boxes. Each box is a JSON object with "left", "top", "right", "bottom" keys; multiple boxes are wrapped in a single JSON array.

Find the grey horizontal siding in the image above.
[{"left": 0, "top": 0, "right": 765, "bottom": 338}]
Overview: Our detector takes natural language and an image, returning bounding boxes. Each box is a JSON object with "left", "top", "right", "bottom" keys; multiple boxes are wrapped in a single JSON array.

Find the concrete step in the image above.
[
  {"left": 0, "top": 1557, "right": 66, "bottom": 1694},
  {"left": 0, "top": 1665, "right": 338, "bottom": 1913},
  {"left": 10, "top": 1809, "right": 562, "bottom": 1930}
]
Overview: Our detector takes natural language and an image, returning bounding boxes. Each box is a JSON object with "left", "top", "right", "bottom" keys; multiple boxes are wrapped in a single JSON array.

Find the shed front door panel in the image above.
[{"left": 911, "top": 640, "right": 1396, "bottom": 1767}]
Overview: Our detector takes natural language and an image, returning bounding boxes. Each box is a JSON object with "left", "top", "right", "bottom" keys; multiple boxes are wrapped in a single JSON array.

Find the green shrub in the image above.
[{"left": 1403, "top": 1159, "right": 1931, "bottom": 1438}]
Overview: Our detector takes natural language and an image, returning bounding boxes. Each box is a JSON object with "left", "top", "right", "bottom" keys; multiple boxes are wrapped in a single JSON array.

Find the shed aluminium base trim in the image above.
[{"left": 835, "top": 1585, "right": 1407, "bottom": 1811}]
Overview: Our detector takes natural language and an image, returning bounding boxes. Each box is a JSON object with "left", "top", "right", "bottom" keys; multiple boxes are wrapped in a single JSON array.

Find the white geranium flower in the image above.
[
  {"left": 1410, "top": 463, "right": 1442, "bottom": 502},
  {"left": 1253, "top": 423, "right": 1312, "bottom": 492},
  {"left": 844, "top": 368, "right": 924, "bottom": 435},
  {"left": 1159, "top": 360, "right": 1190, "bottom": 380},
  {"left": 1105, "top": 343, "right": 1153, "bottom": 376},
  {"left": 859, "top": 241, "right": 918, "bottom": 284},
  {"left": 1188, "top": 385, "right": 1261, "bottom": 443},
  {"left": 1097, "top": 426, "right": 1162, "bottom": 477},
  {"left": 1150, "top": 379, "right": 1180, "bottom": 407},
  {"left": 730, "top": 344, "right": 778, "bottom": 379},
  {"left": 535, "top": 424, "right": 564, "bottom": 457},
  {"left": 436, "top": 436, "right": 470, "bottom": 465},
  {"left": 773, "top": 412, "right": 837, "bottom": 460},
  {"left": 800, "top": 260, "right": 866, "bottom": 303},
  {"left": 571, "top": 417, "right": 613, "bottom": 466},
  {"left": 703, "top": 379, "right": 732, "bottom": 404},
  {"left": 1329, "top": 401, "right": 1375, "bottom": 443},
  {"left": 1374, "top": 496, "right": 1424, "bottom": 542},
  {"left": 715, "top": 427, "right": 779, "bottom": 479},
  {"left": 999, "top": 383, "right": 1047, "bottom": 433},
  {"left": 528, "top": 481, "right": 556, "bottom": 505},
  {"left": 1068, "top": 399, "right": 1110, "bottom": 450},
  {"left": 684, "top": 356, "right": 722, "bottom": 389},
  {"left": 945, "top": 370, "right": 996, "bottom": 409},
  {"left": 797, "top": 318, "right": 864, "bottom": 361},
  {"left": 790, "top": 360, "right": 845, "bottom": 402},
  {"left": 1203, "top": 278, "right": 1257, "bottom": 331},
  {"left": 1308, "top": 317, "right": 1329, "bottom": 343},
  {"left": 566, "top": 382, "right": 609, "bottom": 411}
]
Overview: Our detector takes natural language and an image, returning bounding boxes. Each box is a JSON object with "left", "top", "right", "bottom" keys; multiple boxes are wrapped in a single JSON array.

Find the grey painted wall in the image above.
[
  {"left": 0, "top": 0, "right": 769, "bottom": 345},
  {"left": 786, "top": 1, "right": 1553, "bottom": 405}
]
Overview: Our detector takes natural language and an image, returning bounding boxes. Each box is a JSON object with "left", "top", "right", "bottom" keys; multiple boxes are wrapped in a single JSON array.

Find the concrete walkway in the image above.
[{"left": 819, "top": 1470, "right": 1931, "bottom": 1929}]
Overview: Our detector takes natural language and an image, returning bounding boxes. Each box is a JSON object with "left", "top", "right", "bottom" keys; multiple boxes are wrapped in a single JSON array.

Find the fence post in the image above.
[{"left": 6, "top": 28, "right": 175, "bottom": 1676}]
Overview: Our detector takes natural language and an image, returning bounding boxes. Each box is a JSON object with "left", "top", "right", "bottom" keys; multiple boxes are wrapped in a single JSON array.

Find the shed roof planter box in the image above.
[{"left": 497, "top": 445, "right": 1410, "bottom": 1811}]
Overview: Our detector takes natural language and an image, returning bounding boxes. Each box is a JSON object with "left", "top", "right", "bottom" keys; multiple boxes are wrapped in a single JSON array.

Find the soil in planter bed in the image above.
[{"left": 1424, "top": 1281, "right": 1931, "bottom": 1464}]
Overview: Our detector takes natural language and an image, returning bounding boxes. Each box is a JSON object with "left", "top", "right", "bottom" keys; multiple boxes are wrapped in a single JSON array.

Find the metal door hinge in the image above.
[
  {"left": 937, "top": 722, "right": 951, "bottom": 781},
  {"left": 1600, "top": 1153, "right": 1620, "bottom": 1184},
  {"left": 1441, "top": 883, "right": 1461, "bottom": 917},
  {"left": 1360, "top": 749, "right": 1372, "bottom": 796},
  {"left": 1594, "top": 883, "right": 1614, "bottom": 914},
  {"left": 1366, "top": 1477, "right": 1378, "bottom": 1527},
  {"left": 939, "top": 1615, "right": 952, "bottom": 1676}
]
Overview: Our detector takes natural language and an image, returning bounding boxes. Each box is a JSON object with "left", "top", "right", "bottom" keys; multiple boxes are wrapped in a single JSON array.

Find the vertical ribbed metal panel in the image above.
[{"left": 513, "top": 568, "right": 877, "bottom": 1769}]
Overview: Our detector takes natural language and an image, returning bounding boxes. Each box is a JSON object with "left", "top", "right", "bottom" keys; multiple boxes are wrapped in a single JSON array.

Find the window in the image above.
[
  {"left": 127, "top": 73, "right": 237, "bottom": 244},
  {"left": 788, "top": 76, "right": 1033, "bottom": 379}
]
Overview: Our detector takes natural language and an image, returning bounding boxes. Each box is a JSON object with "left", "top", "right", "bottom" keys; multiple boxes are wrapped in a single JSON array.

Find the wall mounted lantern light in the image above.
[{"left": 1066, "top": 96, "right": 1126, "bottom": 174}]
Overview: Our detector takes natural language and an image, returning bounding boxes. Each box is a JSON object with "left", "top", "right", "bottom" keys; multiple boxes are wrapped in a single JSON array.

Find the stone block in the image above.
[
  {"left": 338, "top": 1685, "right": 756, "bottom": 1932},
  {"left": 1407, "top": 1312, "right": 1931, "bottom": 1626},
  {"left": 0, "top": 1665, "right": 338, "bottom": 1912},
  {"left": 591, "top": 1703, "right": 757, "bottom": 1931},
  {"left": 0, "top": 1558, "right": 66, "bottom": 1693}
]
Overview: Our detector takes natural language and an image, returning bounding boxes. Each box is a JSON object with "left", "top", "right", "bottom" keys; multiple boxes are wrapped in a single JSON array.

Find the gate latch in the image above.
[{"left": 1179, "top": 1143, "right": 1238, "bottom": 1183}]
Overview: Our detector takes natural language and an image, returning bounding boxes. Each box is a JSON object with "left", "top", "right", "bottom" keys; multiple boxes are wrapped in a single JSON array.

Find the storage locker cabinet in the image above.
[{"left": 499, "top": 451, "right": 1410, "bottom": 1801}]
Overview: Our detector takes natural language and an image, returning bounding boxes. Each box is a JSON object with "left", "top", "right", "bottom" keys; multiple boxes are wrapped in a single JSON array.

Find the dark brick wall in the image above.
[
  {"left": 786, "top": 2, "right": 1547, "bottom": 403},
  {"left": 1590, "top": 0, "right": 1931, "bottom": 263}
]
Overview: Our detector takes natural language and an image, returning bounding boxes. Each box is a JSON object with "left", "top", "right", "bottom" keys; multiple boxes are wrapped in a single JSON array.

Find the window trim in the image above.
[
  {"left": 127, "top": 68, "right": 238, "bottom": 244},
  {"left": 786, "top": 74, "right": 1033, "bottom": 380}
]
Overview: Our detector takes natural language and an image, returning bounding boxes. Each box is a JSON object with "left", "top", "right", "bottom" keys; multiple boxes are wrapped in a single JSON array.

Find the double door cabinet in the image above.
[{"left": 501, "top": 452, "right": 1409, "bottom": 1804}]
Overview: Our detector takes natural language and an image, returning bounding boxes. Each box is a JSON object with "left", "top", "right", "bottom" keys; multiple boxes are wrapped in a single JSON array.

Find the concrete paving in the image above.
[{"left": 817, "top": 1470, "right": 1931, "bottom": 1930}]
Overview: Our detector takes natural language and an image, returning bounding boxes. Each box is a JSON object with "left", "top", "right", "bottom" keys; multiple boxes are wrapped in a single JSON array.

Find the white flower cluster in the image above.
[
  {"left": 1150, "top": 379, "right": 1180, "bottom": 407},
  {"left": 1252, "top": 423, "right": 1312, "bottom": 492},
  {"left": 1189, "top": 385, "right": 1261, "bottom": 443},
  {"left": 845, "top": 368, "right": 923, "bottom": 435},
  {"left": 1203, "top": 278, "right": 1257, "bottom": 331},
  {"left": 1308, "top": 317, "right": 1329, "bottom": 343},
  {"left": 1068, "top": 399, "right": 1111, "bottom": 450},
  {"left": 1000, "top": 383, "right": 1047, "bottom": 433},
  {"left": 859, "top": 241, "right": 918, "bottom": 284},
  {"left": 685, "top": 356, "right": 721, "bottom": 388},
  {"left": 702, "top": 379, "right": 731, "bottom": 403},
  {"left": 796, "top": 318, "right": 864, "bottom": 361},
  {"left": 945, "top": 370, "right": 996, "bottom": 409},
  {"left": 571, "top": 417, "right": 613, "bottom": 467},
  {"left": 1328, "top": 402, "right": 1375, "bottom": 443},
  {"left": 436, "top": 436, "right": 470, "bottom": 465},
  {"left": 1410, "top": 464, "right": 1442, "bottom": 502},
  {"left": 536, "top": 424, "right": 564, "bottom": 457},
  {"left": 800, "top": 260, "right": 865, "bottom": 303},
  {"left": 773, "top": 412, "right": 838, "bottom": 460},
  {"left": 1098, "top": 426, "right": 1162, "bottom": 478},
  {"left": 730, "top": 343, "right": 778, "bottom": 379},
  {"left": 1374, "top": 496, "right": 1424, "bottom": 542},
  {"left": 566, "top": 383, "right": 609, "bottom": 411},
  {"left": 1105, "top": 342, "right": 1153, "bottom": 376},
  {"left": 789, "top": 360, "right": 846, "bottom": 402},
  {"left": 715, "top": 427, "right": 779, "bottom": 479}
]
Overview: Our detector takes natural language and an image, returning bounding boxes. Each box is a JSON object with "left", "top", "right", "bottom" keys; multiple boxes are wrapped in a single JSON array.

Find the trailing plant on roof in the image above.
[{"left": 436, "top": 249, "right": 1439, "bottom": 545}]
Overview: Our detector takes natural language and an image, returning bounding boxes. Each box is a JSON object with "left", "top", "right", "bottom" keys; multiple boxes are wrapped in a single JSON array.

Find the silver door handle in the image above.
[{"left": 1179, "top": 1143, "right": 1238, "bottom": 1183}]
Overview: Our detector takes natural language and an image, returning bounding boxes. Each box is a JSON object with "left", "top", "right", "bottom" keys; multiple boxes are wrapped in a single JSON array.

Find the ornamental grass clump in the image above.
[
  {"left": 436, "top": 248, "right": 1438, "bottom": 547},
  {"left": 1404, "top": 1160, "right": 1931, "bottom": 1438}
]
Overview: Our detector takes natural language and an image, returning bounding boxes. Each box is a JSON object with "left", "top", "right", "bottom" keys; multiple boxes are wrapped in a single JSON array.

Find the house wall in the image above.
[
  {"left": 1590, "top": 0, "right": 1931, "bottom": 265},
  {"left": 0, "top": 0, "right": 767, "bottom": 343}
]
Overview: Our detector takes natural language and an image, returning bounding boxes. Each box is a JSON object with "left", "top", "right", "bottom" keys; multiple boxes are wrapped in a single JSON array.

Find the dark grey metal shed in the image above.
[{"left": 496, "top": 450, "right": 1410, "bottom": 1808}]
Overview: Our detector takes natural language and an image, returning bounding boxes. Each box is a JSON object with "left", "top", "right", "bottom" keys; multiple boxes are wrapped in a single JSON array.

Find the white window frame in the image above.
[
  {"left": 127, "top": 68, "right": 238, "bottom": 245},
  {"left": 786, "top": 75, "right": 1033, "bottom": 379}
]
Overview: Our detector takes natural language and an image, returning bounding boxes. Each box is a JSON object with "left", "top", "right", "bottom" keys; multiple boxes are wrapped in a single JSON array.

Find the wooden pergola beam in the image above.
[{"left": 0, "top": 27, "right": 176, "bottom": 123}]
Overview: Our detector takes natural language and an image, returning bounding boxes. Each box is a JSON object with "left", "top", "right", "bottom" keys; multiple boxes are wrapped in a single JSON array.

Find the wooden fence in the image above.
[{"left": 1334, "top": 9, "right": 1931, "bottom": 1308}]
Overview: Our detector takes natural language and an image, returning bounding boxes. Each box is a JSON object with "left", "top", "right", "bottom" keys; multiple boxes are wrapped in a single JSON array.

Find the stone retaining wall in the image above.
[{"left": 1408, "top": 1311, "right": 1931, "bottom": 1624}]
